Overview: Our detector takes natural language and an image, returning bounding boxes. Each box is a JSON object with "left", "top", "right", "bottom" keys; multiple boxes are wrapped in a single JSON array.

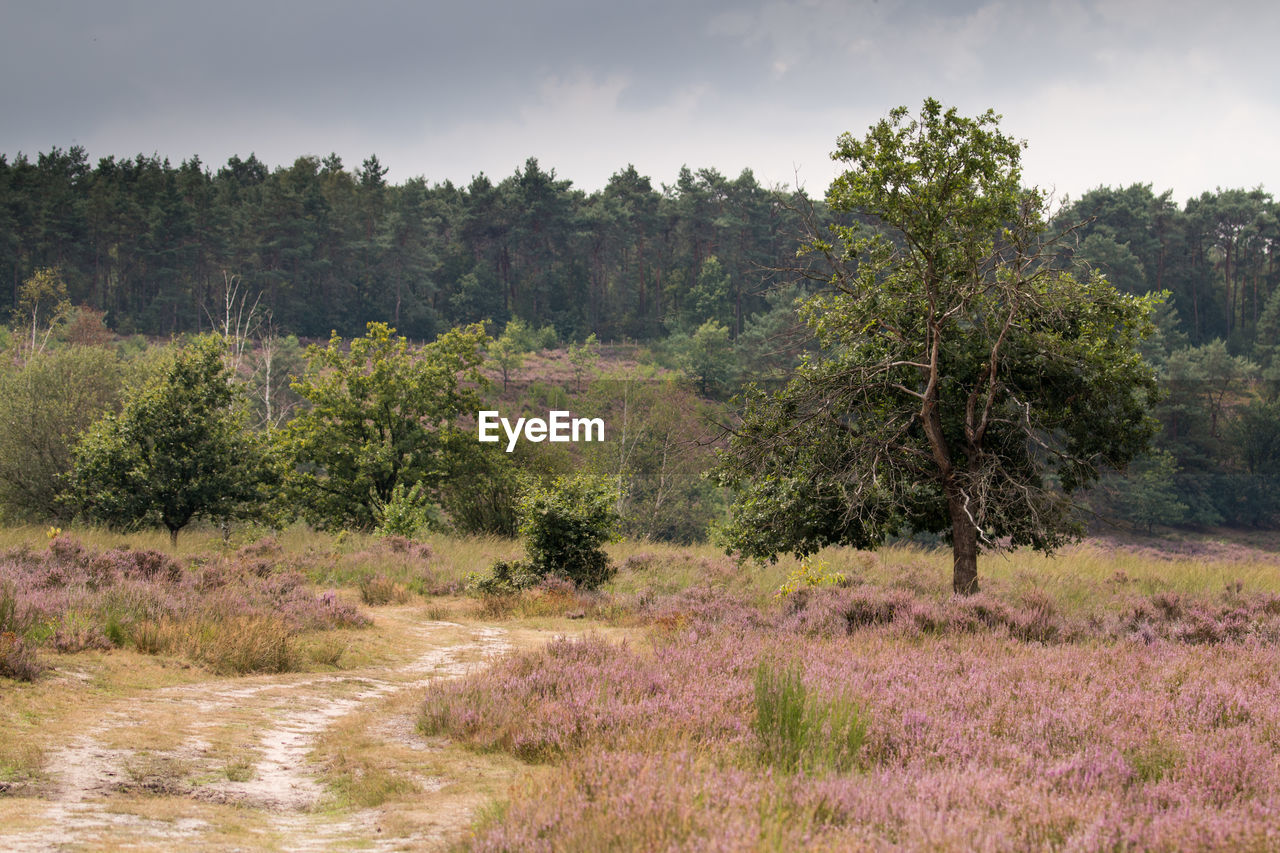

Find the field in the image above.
[{"left": 3, "top": 525, "right": 1280, "bottom": 850}]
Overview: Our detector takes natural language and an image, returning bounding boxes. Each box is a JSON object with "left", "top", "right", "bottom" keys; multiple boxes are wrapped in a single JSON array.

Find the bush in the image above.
[
  {"left": 468, "top": 559, "right": 540, "bottom": 595},
  {"left": 374, "top": 481, "right": 440, "bottom": 539},
  {"left": 0, "top": 631, "right": 44, "bottom": 681},
  {"left": 467, "top": 474, "right": 621, "bottom": 594},
  {"left": 520, "top": 475, "right": 621, "bottom": 589}
]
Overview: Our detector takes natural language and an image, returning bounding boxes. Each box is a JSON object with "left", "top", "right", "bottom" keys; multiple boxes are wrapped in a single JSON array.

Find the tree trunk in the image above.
[
  {"left": 169, "top": 527, "right": 179, "bottom": 548},
  {"left": 947, "top": 490, "right": 979, "bottom": 595}
]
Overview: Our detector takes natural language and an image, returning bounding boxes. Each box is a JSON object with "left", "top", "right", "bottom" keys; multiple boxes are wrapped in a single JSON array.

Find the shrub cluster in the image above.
[
  {"left": 469, "top": 475, "right": 621, "bottom": 593},
  {"left": 0, "top": 535, "right": 367, "bottom": 679}
]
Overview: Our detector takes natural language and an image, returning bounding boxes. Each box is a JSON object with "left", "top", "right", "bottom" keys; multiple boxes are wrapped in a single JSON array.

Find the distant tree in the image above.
[
  {"left": 488, "top": 320, "right": 528, "bottom": 392},
  {"left": 281, "top": 322, "right": 488, "bottom": 530},
  {"left": 68, "top": 336, "right": 266, "bottom": 545},
  {"left": 247, "top": 325, "right": 305, "bottom": 430},
  {"left": 567, "top": 333, "right": 600, "bottom": 393},
  {"left": 13, "top": 267, "right": 72, "bottom": 356},
  {"left": 585, "top": 376, "right": 725, "bottom": 543},
  {"left": 1105, "top": 451, "right": 1189, "bottom": 533},
  {"left": 718, "top": 100, "right": 1160, "bottom": 594},
  {"left": 63, "top": 304, "right": 114, "bottom": 347},
  {"left": 679, "top": 255, "right": 733, "bottom": 331},
  {"left": 673, "top": 319, "right": 737, "bottom": 398},
  {"left": 0, "top": 347, "right": 123, "bottom": 520}
]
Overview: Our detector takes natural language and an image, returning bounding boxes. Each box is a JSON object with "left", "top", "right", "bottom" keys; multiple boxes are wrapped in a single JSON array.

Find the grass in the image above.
[
  {"left": 411, "top": 531, "right": 1280, "bottom": 851},
  {"left": 0, "top": 739, "right": 43, "bottom": 795},
  {"left": 5, "top": 520, "right": 1280, "bottom": 849},
  {"left": 753, "top": 659, "right": 867, "bottom": 775}
]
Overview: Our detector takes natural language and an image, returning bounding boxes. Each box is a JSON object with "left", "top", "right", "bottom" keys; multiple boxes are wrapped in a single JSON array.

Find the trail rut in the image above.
[{"left": 0, "top": 611, "right": 514, "bottom": 852}]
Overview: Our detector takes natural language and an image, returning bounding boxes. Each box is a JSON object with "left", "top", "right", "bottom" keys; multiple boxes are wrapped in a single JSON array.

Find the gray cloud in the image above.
[{"left": 2, "top": 0, "right": 1276, "bottom": 200}]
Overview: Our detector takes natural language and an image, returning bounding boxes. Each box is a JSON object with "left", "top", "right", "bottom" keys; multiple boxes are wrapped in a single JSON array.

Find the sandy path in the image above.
[{"left": 0, "top": 612, "right": 513, "bottom": 852}]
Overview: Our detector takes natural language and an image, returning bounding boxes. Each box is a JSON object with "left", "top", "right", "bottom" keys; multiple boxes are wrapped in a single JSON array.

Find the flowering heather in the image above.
[
  {"left": 0, "top": 535, "right": 367, "bottom": 677},
  {"left": 428, "top": 577, "right": 1280, "bottom": 851},
  {"left": 422, "top": 631, "right": 756, "bottom": 761}
]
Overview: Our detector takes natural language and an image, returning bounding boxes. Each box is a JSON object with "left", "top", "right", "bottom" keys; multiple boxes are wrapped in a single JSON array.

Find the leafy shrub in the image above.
[
  {"left": 775, "top": 557, "right": 849, "bottom": 598},
  {"left": 374, "top": 481, "right": 440, "bottom": 539},
  {"left": 519, "top": 474, "right": 621, "bottom": 589},
  {"left": 502, "top": 317, "right": 558, "bottom": 353},
  {"left": 468, "top": 474, "right": 621, "bottom": 593},
  {"left": 468, "top": 559, "right": 540, "bottom": 595}
]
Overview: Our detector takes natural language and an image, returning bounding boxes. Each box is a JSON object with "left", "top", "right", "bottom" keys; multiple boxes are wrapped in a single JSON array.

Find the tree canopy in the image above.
[
  {"left": 68, "top": 335, "right": 266, "bottom": 544},
  {"left": 280, "top": 321, "right": 489, "bottom": 530},
  {"left": 718, "top": 99, "right": 1161, "bottom": 593}
]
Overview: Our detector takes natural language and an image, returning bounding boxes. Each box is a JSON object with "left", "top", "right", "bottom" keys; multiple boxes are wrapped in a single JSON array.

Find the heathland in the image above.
[
  {"left": 4, "top": 527, "right": 1280, "bottom": 850},
  {"left": 2, "top": 101, "right": 1279, "bottom": 850}
]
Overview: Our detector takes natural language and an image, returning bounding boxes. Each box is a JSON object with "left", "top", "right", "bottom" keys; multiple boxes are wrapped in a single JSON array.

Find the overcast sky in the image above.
[{"left": 2, "top": 0, "right": 1275, "bottom": 203}]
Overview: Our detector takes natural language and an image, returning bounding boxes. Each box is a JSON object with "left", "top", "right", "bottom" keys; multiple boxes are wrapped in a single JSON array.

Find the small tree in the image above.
[
  {"left": 69, "top": 336, "right": 266, "bottom": 545},
  {"left": 1106, "top": 451, "right": 1189, "bottom": 533},
  {"left": 488, "top": 326, "right": 526, "bottom": 393},
  {"left": 718, "top": 100, "right": 1160, "bottom": 594},
  {"left": 568, "top": 333, "right": 600, "bottom": 393},
  {"left": 281, "top": 322, "right": 488, "bottom": 530},
  {"left": 473, "top": 474, "right": 622, "bottom": 593},
  {"left": 13, "top": 267, "right": 72, "bottom": 357},
  {"left": 674, "top": 319, "right": 737, "bottom": 398}
]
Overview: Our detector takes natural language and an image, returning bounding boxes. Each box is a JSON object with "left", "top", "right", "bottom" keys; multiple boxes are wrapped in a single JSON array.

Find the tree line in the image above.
[
  {"left": 1, "top": 142, "right": 1278, "bottom": 541},
  {"left": 0, "top": 148, "right": 811, "bottom": 342}
]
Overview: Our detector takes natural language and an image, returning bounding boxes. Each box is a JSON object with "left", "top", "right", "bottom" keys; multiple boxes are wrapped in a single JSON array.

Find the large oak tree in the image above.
[{"left": 718, "top": 99, "right": 1160, "bottom": 593}]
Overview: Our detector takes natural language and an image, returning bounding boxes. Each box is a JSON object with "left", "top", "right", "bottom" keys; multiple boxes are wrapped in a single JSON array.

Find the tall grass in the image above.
[{"left": 753, "top": 659, "right": 867, "bottom": 775}]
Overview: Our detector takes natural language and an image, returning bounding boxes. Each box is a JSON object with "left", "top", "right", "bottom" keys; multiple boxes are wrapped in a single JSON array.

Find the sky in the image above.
[{"left": 2, "top": 0, "right": 1276, "bottom": 204}]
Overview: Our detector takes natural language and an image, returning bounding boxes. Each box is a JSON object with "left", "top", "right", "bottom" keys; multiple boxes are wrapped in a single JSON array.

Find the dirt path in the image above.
[{"left": 0, "top": 609, "right": 525, "bottom": 852}]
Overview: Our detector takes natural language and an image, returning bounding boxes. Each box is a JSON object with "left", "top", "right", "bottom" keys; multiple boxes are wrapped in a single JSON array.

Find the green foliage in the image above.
[
  {"left": 567, "top": 333, "right": 600, "bottom": 392},
  {"left": 733, "top": 284, "right": 810, "bottom": 381},
  {"left": 12, "top": 267, "right": 72, "bottom": 356},
  {"left": 488, "top": 330, "right": 525, "bottom": 393},
  {"left": 467, "top": 558, "right": 541, "bottom": 596},
  {"left": 501, "top": 317, "right": 558, "bottom": 353},
  {"left": 753, "top": 659, "right": 867, "bottom": 774},
  {"left": 774, "top": 557, "right": 848, "bottom": 598},
  {"left": 488, "top": 317, "right": 557, "bottom": 392},
  {"left": 0, "top": 346, "right": 123, "bottom": 521},
  {"left": 374, "top": 481, "right": 440, "bottom": 539},
  {"left": 68, "top": 336, "right": 267, "bottom": 544},
  {"left": 281, "top": 322, "right": 488, "bottom": 530},
  {"left": 467, "top": 473, "right": 621, "bottom": 592},
  {"left": 519, "top": 474, "right": 622, "bottom": 589},
  {"left": 583, "top": 376, "right": 725, "bottom": 543},
  {"left": 441, "top": 438, "right": 570, "bottom": 537},
  {"left": 678, "top": 255, "right": 733, "bottom": 331},
  {"left": 719, "top": 100, "right": 1160, "bottom": 592},
  {"left": 1106, "top": 451, "right": 1189, "bottom": 533},
  {"left": 672, "top": 319, "right": 737, "bottom": 398}
]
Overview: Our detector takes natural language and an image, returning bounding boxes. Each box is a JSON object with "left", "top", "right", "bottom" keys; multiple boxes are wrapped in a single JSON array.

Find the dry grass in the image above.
[
  {"left": 358, "top": 573, "right": 413, "bottom": 605},
  {"left": 124, "top": 614, "right": 298, "bottom": 675},
  {"left": 603, "top": 535, "right": 1280, "bottom": 618},
  {"left": 117, "top": 753, "right": 193, "bottom": 796},
  {"left": 0, "top": 740, "right": 44, "bottom": 795}
]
